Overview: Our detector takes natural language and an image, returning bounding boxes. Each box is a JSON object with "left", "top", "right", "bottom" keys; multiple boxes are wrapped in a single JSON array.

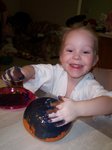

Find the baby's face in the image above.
[{"left": 60, "top": 29, "right": 98, "bottom": 80}]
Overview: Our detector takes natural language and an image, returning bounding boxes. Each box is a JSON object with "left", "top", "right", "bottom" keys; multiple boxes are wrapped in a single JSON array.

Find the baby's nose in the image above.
[{"left": 72, "top": 52, "right": 80, "bottom": 60}]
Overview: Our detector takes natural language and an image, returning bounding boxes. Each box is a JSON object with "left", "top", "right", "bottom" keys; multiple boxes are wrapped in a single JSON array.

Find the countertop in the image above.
[{"left": 98, "top": 32, "right": 112, "bottom": 38}]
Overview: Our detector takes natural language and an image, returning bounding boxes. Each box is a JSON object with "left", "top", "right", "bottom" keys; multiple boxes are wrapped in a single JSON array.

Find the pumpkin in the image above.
[{"left": 23, "top": 97, "right": 72, "bottom": 142}]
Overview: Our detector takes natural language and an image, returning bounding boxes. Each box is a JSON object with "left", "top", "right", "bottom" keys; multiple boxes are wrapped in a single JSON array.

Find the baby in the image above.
[{"left": 2, "top": 24, "right": 112, "bottom": 126}]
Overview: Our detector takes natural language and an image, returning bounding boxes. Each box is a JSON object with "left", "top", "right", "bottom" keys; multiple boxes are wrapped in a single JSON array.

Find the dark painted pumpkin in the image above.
[{"left": 23, "top": 97, "right": 72, "bottom": 142}]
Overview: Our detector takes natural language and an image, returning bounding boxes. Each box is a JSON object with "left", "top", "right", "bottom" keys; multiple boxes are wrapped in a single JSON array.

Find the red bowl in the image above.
[{"left": 0, "top": 87, "right": 36, "bottom": 110}]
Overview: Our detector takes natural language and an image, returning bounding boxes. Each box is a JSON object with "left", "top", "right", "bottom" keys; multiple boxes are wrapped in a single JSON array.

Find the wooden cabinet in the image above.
[{"left": 97, "top": 34, "right": 112, "bottom": 69}]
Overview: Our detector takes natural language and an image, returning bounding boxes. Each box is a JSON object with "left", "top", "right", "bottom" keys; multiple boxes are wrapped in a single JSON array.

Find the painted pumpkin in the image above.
[{"left": 23, "top": 97, "right": 72, "bottom": 142}]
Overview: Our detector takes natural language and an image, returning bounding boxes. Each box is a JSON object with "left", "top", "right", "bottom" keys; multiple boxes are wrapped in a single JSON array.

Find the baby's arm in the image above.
[
  {"left": 75, "top": 96, "right": 112, "bottom": 117},
  {"left": 1, "top": 65, "right": 35, "bottom": 86},
  {"left": 21, "top": 65, "right": 35, "bottom": 81},
  {"left": 48, "top": 96, "right": 112, "bottom": 126}
]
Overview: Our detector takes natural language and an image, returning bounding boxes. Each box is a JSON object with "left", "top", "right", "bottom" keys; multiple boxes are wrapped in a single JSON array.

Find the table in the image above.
[
  {"left": 0, "top": 80, "right": 112, "bottom": 150},
  {"left": 0, "top": 109, "right": 112, "bottom": 150}
]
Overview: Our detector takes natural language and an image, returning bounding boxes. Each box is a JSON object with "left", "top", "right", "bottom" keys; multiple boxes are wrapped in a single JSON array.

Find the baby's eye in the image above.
[
  {"left": 66, "top": 49, "right": 73, "bottom": 52},
  {"left": 83, "top": 50, "right": 91, "bottom": 54}
]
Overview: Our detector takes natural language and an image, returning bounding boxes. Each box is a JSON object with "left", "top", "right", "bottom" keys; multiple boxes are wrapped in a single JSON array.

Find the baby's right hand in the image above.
[
  {"left": 48, "top": 97, "right": 77, "bottom": 126},
  {"left": 1, "top": 66, "right": 25, "bottom": 86}
]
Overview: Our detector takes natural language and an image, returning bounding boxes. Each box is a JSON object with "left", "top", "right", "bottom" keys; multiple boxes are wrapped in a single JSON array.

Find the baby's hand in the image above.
[
  {"left": 1, "top": 66, "right": 25, "bottom": 86},
  {"left": 48, "top": 97, "right": 77, "bottom": 126}
]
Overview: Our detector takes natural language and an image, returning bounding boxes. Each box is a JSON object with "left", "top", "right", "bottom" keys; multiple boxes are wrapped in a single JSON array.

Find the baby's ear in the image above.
[{"left": 93, "top": 55, "right": 99, "bottom": 67}]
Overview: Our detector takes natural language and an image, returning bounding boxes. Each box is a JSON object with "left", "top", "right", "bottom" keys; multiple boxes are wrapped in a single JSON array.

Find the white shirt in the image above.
[{"left": 23, "top": 64, "right": 112, "bottom": 101}]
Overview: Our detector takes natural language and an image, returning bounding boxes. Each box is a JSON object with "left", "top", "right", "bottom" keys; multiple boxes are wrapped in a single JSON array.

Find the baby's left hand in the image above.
[{"left": 48, "top": 97, "right": 77, "bottom": 126}]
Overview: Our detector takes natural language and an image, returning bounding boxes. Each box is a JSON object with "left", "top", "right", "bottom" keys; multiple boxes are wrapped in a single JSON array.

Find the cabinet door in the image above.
[{"left": 98, "top": 36, "right": 112, "bottom": 69}]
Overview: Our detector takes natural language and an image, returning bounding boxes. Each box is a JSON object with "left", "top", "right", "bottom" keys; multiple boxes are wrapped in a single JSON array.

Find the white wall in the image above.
[
  {"left": 3, "top": 0, "right": 112, "bottom": 24},
  {"left": 20, "top": 0, "right": 79, "bottom": 25},
  {"left": 81, "top": 0, "right": 112, "bottom": 20}
]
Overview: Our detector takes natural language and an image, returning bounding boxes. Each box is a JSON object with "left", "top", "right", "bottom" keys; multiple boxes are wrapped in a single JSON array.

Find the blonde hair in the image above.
[{"left": 60, "top": 24, "right": 99, "bottom": 55}]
